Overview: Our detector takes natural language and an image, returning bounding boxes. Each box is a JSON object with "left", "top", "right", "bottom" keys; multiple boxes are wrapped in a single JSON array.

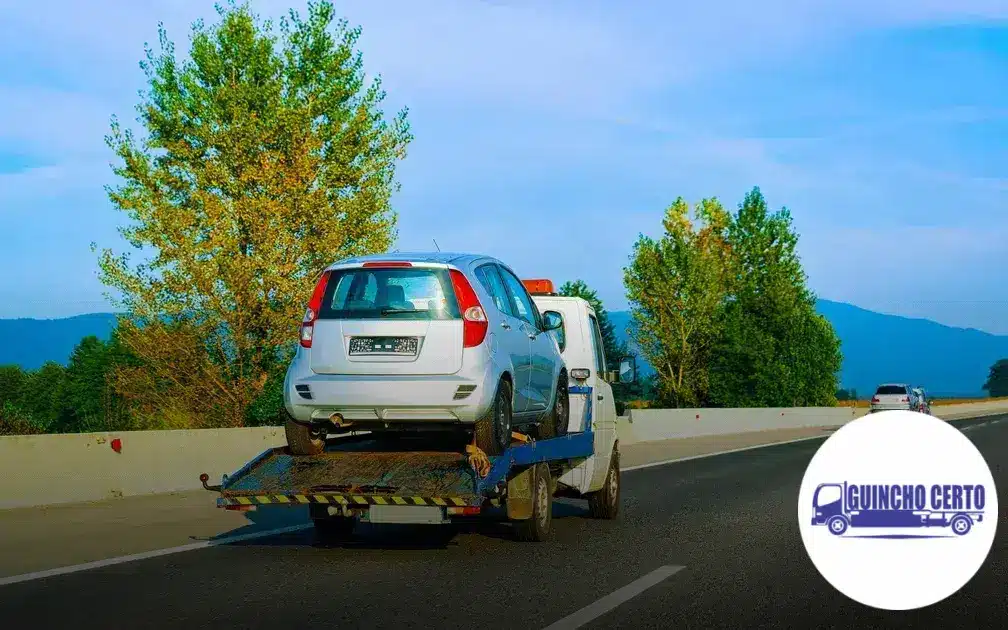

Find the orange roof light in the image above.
[{"left": 522, "top": 278, "right": 555, "bottom": 295}]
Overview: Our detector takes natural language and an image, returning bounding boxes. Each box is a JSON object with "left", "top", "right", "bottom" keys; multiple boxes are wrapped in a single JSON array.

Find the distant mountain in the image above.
[
  {"left": 0, "top": 313, "right": 118, "bottom": 371},
  {"left": 2, "top": 302, "right": 1006, "bottom": 397},
  {"left": 609, "top": 301, "right": 1007, "bottom": 398}
]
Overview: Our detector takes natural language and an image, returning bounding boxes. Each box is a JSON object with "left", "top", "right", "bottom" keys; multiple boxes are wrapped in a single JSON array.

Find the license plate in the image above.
[{"left": 349, "top": 336, "right": 418, "bottom": 355}]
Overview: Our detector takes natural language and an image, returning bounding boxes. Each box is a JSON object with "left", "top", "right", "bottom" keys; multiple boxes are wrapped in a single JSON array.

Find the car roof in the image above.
[
  {"left": 878, "top": 383, "right": 910, "bottom": 388},
  {"left": 332, "top": 252, "right": 484, "bottom": 267}
]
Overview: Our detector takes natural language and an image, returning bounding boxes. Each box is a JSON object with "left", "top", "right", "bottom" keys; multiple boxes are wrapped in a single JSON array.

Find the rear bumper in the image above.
[
  {"left": 869, "top": 403, "right": 913, "bottom": 413},
  {"left": 283, "top": 349, "right": 496, "bottom": 427}
]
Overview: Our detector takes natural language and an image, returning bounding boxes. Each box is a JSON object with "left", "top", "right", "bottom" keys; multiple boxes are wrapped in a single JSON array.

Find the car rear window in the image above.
[
  {"left": 317, "top": 267, "right": 461, "bottom": 320},
  {"left": 875, "top": 385, "right": 908, "bottom": 395}
]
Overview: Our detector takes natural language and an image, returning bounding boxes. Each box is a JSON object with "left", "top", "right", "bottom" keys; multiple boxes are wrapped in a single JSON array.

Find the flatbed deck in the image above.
[{"left": 209, "top": 386, "right": 595, "bottom": 510}]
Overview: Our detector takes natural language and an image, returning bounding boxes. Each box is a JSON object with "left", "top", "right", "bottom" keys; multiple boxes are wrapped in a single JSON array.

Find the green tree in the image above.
[
  {"left": 60, "top": 332, "right": 138, "bottom": 432},
  {"left": 96, "top": 1, "right": 412, "bottom": 426},
  {"left": 983, "top": 359, "right": 1008, "bottom": 398},
  {"left": 623, "top": 197, "right": 733, "bottom": 407},
  {"left": 708, "top": 188, "right": 842, "bottom": 407}
]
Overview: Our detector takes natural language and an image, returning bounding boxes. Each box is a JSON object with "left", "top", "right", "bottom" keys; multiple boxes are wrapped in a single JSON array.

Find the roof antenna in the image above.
[{"left": 432, "top": 239, "right": 441, "bottom": 252}]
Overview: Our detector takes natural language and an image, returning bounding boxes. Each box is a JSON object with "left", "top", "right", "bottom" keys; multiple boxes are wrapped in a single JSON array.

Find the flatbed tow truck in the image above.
[{"left": 201, "top": 284, "right": 633, "bottom": 542}]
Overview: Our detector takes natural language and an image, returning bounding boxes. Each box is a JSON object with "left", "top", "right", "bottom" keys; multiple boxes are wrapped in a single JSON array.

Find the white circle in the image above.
[{"left": 798, "top": 410, "right": 998, "bottom": 610}]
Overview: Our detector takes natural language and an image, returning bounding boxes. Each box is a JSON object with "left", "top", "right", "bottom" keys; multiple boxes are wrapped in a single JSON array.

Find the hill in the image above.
[
  {"left": 2, "top": 302, "right": 1006, "bottom": 397},
  {"left": 609, "top": 300, "right": 1007, "bottom": 398},
  {"left": 0, "top": 313, "right": 119, "bottom": 370}
]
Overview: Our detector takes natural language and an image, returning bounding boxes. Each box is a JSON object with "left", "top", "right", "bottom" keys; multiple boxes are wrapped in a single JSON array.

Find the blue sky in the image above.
[{"left": 1, "top": 1, "right": 1006, "bottom": 333}]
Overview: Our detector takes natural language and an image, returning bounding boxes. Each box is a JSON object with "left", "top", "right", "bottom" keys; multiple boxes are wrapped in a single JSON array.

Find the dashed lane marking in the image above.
[{"left": 542, "top": 565, "right": 686, "bottom": 630}]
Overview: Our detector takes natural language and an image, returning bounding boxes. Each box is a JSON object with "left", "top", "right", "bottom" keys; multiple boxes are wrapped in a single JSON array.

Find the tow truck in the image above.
[{"left": 201, "top": 279, "right": 636, "bottom": 542}]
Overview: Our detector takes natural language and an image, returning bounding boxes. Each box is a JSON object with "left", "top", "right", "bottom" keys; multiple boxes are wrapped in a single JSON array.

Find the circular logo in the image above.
[{"left": 798, "top": 410, "right": 998, "bottom": 610}]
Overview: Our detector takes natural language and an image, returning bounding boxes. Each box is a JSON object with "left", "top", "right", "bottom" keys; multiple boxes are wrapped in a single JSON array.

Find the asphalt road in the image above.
[{"left": 2, "top": 415, "right": 1004, "bottom": 629}]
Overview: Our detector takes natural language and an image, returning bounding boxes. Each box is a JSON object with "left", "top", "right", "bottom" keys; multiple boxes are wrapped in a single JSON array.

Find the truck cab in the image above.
[{"left": 528, "top": 284, "right": 634, "bottom": 496}]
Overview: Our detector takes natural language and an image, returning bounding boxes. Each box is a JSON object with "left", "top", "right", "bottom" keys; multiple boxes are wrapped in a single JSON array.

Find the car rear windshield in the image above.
[
  {"left": 875, "top": 385, "right": 908, "bottom": 395},
  {"left": 317, "top": 267, "right": 461, "bottom": 320}
]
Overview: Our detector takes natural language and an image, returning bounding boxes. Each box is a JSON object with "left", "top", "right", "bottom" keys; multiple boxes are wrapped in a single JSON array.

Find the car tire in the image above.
[
  {"left": 588, "top": 445, "right": 620, "bottom": 520},
  {"left": 515, "top": 463, "right": 552, "bottom": 542},
  {"left": 538, "top": 372, "right": 570, "bottom": 440},
  {"left": 476, "top": 379, "right": 512, "bottom": 456},
  {"left": 285, "top": 416, "right": 326, "bottom": 456}
]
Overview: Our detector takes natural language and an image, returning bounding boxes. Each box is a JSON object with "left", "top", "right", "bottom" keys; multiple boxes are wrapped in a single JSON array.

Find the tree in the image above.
[
  {"left": 61, "top": 332, "right": 138, "bottom": 432},
  {"left": 708, "top": 188, "right": 842, "bottom": 407},
  {"left": 96, "top": 1, "right": 412, "bottom": 426},
  {"left": 983, "top": 359, "right": 1008, "bottom": 398},
  {"left": 623, "top": 197, "right": 733, "bottom": 407}
]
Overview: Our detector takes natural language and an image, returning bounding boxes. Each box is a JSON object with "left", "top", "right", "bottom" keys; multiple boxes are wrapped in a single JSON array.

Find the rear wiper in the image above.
[{"left": 380, "top": 308, "right": 426, "bottom": 315}]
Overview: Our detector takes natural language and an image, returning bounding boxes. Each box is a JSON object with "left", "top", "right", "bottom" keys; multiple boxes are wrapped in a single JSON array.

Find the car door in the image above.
[
  {"left": 523, "top": 288, "right": 556, "bottom": 413},
  {"left": 496, "top": 266, "right": 546, "bottom": 414},
  {"left": 474, "top": 263, "right": 531, "bottom": 414}
]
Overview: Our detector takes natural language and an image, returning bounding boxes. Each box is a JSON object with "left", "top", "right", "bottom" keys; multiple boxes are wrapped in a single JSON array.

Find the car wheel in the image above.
[
  {"left": 476, "top": 379, "right": 512, "bottom": 456},
  {"left": 537, "top": 372, "right": 570, "bottom": 440},
  {"left": 285, "top": 416, "right": 326, "bottom": 456}
]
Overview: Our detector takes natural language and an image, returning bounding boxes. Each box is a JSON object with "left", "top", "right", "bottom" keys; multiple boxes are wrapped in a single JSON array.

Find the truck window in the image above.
[
  {"left": 473, "top": 264, "right": 513, "bottom": 317},
  {"left": 545, "top": 311, "right": 565, "bottom": 352},
  {"left": 588, "top": 314, "right": 606, "bottom": 375}
]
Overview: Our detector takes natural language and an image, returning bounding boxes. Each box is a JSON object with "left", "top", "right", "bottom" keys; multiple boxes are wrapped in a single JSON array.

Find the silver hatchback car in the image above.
[{"left": 283, "top": 252, "right": 569, "bottom": 456}]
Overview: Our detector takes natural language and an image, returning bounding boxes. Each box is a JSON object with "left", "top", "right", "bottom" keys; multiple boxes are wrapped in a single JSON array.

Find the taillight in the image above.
[
  {"left": 299, "top": 271, "right": 331, "bottom": 349},
  {"left": 871, "top": 396, "right": 879, "bottom": 403},
  {"left": 901, "top": 396, "right": 909, "bottom": 403},
  {"left": 449, "top": 269, "right": 488, "bottom": 348}
]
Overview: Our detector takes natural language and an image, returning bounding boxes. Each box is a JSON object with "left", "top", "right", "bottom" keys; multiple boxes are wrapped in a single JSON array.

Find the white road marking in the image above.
[
  {"left": 621, "top": 434, "right": 834, "bottom": 472},
  {"left": 0, "top": 523, "right": 313, "bottom": 587},
  {"left": 542, "top": 565, "right": 686, "bottom": 630}
]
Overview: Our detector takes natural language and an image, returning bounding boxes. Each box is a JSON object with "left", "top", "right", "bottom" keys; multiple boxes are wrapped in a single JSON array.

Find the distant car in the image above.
[
  {"left": 282, "top": 252, "right": 569, "bottom": 457},
  {"left": 911, "top": 387, "right": 931, "bottom": 414},
  {"left": 870, "top": 383, "right": 916, "bottom": 413}
]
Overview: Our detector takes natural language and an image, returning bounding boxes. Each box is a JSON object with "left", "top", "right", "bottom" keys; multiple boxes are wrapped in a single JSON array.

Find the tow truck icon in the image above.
[{"left": 811, "top": 482, "right": 985, "bottom": 537}]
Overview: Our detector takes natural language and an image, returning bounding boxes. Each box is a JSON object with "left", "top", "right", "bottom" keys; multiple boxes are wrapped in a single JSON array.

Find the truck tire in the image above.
[
  {"left": 515, "top": 463, "right": 552, "bottom": 542},
  {"left": 538, "top": 372, "right": 570, "bottom": 440},
  {"left": 476, "top": 379, "right": 512, "bottom": 456},
  {"left": 951, "top": 514, "right": 972, "bottom": 536},
  {"left": 286, "top": 417, "right": 326, "bottom": 456},
  {"left": 588, "top": 446, "right": 620, "bottom": 519}
]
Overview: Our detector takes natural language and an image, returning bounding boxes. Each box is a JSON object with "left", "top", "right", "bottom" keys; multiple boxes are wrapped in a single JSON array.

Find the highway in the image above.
[{"left": 1, "top": 414, "right": 1004, "bottom": 629}]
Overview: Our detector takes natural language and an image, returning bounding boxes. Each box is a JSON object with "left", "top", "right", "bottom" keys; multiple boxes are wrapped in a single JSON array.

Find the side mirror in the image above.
[
  {"left": 542, "top": 310, "right": 563, "bottom": 332},
  {"left": 618, "top": 356, "right": 637, "bottom": 384}
]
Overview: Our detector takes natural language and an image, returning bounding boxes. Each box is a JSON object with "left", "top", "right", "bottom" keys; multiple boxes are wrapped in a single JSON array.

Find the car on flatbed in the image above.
[
  {"left": 283, "top": 252, "right": 570, "bottom": 457},
  {"left": 205, "top": 275, "right": 636, "bottom": 542}
]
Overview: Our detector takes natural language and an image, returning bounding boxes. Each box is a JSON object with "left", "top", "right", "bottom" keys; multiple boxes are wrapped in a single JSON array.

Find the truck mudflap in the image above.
[{"left": 208, "top": 386, "right": 595, "bottom": 511}]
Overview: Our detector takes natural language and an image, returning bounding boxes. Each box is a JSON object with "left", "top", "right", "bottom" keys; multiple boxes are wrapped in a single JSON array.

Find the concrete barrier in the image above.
[
  {"left": 2, "top": 401, "right": 1007, "bottom": 509},
  {"left": 0, "top": 427, "right": 286, "bottom": 509}
]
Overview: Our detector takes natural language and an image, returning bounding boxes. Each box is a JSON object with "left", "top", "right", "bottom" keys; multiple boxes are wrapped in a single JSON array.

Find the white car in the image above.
[
  {"left": 282, "top": 253, "right": 569, "bottom": 456},
  {"left": 870, "top": 383, "right": 916, "bottom": 413}
]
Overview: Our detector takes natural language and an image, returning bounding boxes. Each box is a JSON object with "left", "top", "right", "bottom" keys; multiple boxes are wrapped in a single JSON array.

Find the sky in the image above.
[{"left": 1, "top": 0, "right": 1007, "bottom": 333}]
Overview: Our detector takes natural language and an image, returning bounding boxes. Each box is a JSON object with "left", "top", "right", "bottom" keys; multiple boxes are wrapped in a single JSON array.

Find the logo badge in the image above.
[{"left": 798, "top": 410, "right": 998, "bottom": 610}]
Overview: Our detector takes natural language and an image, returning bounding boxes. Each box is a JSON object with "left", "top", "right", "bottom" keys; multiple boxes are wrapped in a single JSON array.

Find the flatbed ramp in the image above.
[
  {"left": 210, "top": 386, "right": 596, "bottom": 511},
  {"left": 217, "top": 443, "right": 483, "bottom": 507}
]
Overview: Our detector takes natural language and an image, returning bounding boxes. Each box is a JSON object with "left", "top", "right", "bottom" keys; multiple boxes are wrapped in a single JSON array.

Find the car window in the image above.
[
  {"left": 320, "top": 267, "right": 460, "bottom": 320},
  {"left": 588, "top": 314, "right": 606, "bottom": 374},
  {"left": 473, "top": 264, "right": 513, "bottom": 317},
  {"left": 875, "top": 385, "right": 908, "bottom": 395},
  {"left": 498, "top": 266, "right": 538, "bottom": 327}
]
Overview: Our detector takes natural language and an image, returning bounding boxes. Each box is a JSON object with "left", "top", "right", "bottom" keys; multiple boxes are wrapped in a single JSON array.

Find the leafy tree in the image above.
[
  {"left": 983, "top": 359, "right": 1008, "bottom": 398},
  {"left": 708, "top": 188, "right": 841, "bottom": 407},
  {"left": 0, "top": 365, "right": 27, "bottom": 407},
  {"left": 623, "top": 197, "right": 733, "bottom": 407},
  {"left": 60, "top": 332, "right": 138, "bottom": 432},
  {"left": 96, "top": 1, "right": 412, "bottom": 426}
]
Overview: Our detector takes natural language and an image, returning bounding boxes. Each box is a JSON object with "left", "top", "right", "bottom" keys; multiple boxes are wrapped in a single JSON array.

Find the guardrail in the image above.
[{"left": 2, "top": 400, "right": 1007, "bottom": 510}]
